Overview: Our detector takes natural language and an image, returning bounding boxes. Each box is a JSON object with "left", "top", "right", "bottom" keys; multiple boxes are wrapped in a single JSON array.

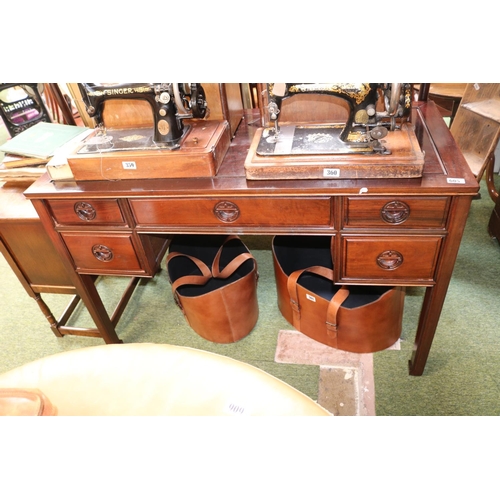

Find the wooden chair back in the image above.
[{"left": 450, "top": 83, "right": 500, "bottom": 183}]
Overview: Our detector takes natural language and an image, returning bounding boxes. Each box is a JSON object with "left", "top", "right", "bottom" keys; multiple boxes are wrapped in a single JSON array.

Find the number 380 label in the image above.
[{"left": 323, "top": 168, "right": 340, "bottom": 178}]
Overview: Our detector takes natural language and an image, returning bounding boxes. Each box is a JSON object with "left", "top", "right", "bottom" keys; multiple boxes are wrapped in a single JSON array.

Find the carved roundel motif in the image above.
[
  {"left": 214, "top": 201, "right": 240, "bottom": 223},
  {"left": 92, "top": 244, "right": 114, "bottom": 262},
  {"left": 380, "top": 200, "right": 410, "bottom": 224},
  {"left": 376, "top": 250, "right": 403, "bottom": 270},
  {"left": 74, "top": 202, "right": 96, "bottom": 221}
]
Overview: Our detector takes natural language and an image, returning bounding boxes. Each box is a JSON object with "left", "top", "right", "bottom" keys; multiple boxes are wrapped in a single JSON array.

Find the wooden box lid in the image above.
[
  {"left": 66, "top": 120, "right": 231, "bottom": 181},
  {"left": 244, "top": 123, "right": 425, "bottom": 181}
]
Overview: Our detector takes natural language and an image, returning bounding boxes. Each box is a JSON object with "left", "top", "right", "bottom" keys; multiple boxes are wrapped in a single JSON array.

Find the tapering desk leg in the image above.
[
  {"left": 410, "top": 286, "right": 447, "bottom": 375},
  {"left": 77, "top": 274, "right": 123, "bottom": 344},
  {"left": 409, "top": 195, "right": 474, "bottom": 375}
]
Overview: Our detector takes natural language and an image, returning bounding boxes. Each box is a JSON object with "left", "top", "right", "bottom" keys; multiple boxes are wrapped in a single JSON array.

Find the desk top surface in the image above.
[{"left": 24, "top": 101, "right": 479, "bottom": 200}]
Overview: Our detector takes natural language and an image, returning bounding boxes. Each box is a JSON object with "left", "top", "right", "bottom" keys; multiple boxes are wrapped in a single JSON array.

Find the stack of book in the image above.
[{"left": 0, "top": 122, "right": 90, "bottom": 181}]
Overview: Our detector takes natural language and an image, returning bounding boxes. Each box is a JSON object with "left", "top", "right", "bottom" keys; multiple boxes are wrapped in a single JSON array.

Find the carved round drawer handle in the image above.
[
  {"left": 376, "top": 250, "right": 403, "bottom": 270},
  {"left": 92, "top": 244, "right": 114, "bottom": 262},
  {"left": 380, "top": 200, "right": 410, "bottom": 224},
  {"left": 74, "top": 201, "right": 96, "bottom": 221},
  {"left": 214, "top": 201, "right": 240, "bottom": 223}
]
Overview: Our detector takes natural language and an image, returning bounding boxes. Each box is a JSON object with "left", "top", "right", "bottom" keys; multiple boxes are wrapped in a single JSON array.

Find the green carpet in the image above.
[{"left": 373, "top": 178, "right": 500, "bottom": 415}]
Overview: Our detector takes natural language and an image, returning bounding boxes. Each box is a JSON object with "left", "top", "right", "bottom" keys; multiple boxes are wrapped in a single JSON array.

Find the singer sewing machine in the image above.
[
  {"left": 65, "top": 83, "right": 231, "bottom": 181},
  {"left": 244, "top": 83, "right": 424, "bottom": 180},
  {"left": 77, "top": 83, "right": 207, "bottom": 150}
]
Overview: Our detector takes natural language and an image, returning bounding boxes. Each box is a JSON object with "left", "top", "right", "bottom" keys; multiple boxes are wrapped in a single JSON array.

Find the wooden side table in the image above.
[{"left": 0, "top": 181, "right": 147, "bottom": 339}]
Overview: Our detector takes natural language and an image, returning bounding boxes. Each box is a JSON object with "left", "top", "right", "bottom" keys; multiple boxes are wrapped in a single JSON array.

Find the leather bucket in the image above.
[
  {"left": 167, "top": 235, "right": 259, "bottom": 343},
  {"left": 272, "top": 235, "right": 405, "bottom": 353}
]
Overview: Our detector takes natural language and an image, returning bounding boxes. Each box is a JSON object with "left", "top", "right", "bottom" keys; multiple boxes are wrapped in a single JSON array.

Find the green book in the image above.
[{"left": 0, "top": 122, "right": 89, "bottom": 159}]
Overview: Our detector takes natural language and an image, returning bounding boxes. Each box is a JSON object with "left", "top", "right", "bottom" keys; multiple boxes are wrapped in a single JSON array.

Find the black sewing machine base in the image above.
[
  {"left": 76, "top": 127, "right": 191, "bottom": 154},
  {"left": 256, "top": 124, "right": 376, "bottom": 156},
  {"left": 245, "top": 123, "right": 424, "bottom": 180}
]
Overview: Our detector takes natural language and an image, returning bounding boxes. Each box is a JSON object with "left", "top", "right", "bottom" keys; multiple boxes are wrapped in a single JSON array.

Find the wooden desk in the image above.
[{"left": 24, "top": 101, "right": 479, "bottom": 375}]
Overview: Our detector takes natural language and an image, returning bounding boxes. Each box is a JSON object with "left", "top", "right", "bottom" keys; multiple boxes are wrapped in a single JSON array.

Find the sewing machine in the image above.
[
  {"left": 260, "top": 83, "right": 412, "bottom": 155},
  {"left": 64, "top": 83, "right": 231, "bottom": 181},
  {"left": 77, "top": 83, "right": 208, "bottom": 151},
  {"left": 244, "top": 83, "right": 424, "bottom": 180}
]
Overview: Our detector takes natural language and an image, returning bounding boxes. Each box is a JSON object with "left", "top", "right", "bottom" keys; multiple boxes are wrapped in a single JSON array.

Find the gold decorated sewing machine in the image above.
[{"left": 244, "top": 83, "right": 425, "bottom": 180}]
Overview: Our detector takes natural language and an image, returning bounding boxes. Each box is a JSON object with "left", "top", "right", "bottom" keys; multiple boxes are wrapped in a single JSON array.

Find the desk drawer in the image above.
[
  {"left": 48, "top": 199, "right": 127, "bottom": 226},
  {"left": 341, "top": 236, "right": 443, "bottom": 283},
  {"left": 130, "top": 197, "right": 333, "bottom": 228},
  {"left": 343, "top": 196, "right": 450, "bottom": 228},
  {"left": 61, "top": 232, "right": 144, "bottom": 274}
]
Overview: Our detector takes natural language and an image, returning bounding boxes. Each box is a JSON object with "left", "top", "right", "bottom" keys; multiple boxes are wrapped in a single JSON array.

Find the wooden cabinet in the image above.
[
  {"left": 0, "top": 183, "right": 170, "bottom": 340},
  {"left": 339, "top": 195, "right": 449, "bottom": 284},
  {"left": 0, "top": 182, "right": 85, "bottom": 338},
  {"left": 0, "top": 182, "right": 75, "bottom": 292}
]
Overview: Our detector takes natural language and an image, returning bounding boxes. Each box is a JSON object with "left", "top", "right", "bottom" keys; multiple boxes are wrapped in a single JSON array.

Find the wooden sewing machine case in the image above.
[{"left": 66, "top": 119, "right": 231, "bottom": 181}]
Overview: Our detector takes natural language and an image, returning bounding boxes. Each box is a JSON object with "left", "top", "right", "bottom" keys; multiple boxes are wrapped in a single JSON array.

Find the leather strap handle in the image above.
[
  {"left": 212, "top": 236, "right": 258, "bottom": 279},
  {"left": 286, "top": 266, "right": 349, "bottom": 344},
  {"left": 287, "top": 266, "right": 335, "bottom": 318},
  {"left": 325, "top": 287, "right": 350, "bottom": 341},
  {"left": 167, "top": 252, "right": 212, "bottom": 310}
]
